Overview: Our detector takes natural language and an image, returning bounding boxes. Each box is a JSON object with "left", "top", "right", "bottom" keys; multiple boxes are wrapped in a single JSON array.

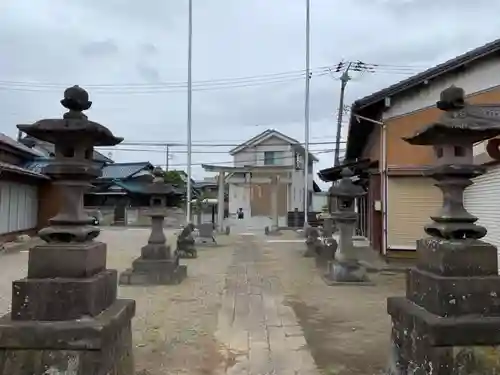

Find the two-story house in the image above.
[
  {"left": 226, "top": 129, "right": 320, "bottom": 226},
  {"left": 339, "top": 38, "right": 500, "bottom": 260}
]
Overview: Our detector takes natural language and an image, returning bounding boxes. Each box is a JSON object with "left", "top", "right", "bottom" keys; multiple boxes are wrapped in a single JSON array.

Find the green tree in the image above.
[{"left": 163, "top": 170, "right": 185, "bottom": 186}]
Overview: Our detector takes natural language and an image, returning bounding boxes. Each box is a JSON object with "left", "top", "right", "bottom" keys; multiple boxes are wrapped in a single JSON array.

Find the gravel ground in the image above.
[
  {"left": 101, "top": 227, "right": 236, "bottom": 375},
  {"left": 0, "top": 227, "right": 406, "bottom": 375},
  {"left": 257, "top": 231, "right": 406, "bottom": 375}
]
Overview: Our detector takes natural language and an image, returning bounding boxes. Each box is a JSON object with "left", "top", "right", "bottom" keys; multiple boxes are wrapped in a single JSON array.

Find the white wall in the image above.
[
  {"left": 233, "top": 135, "right": 294, "bottom": 167},
  {"left": 383, "top": 56, "right": 500, "bottom": 120},
  {"left": 0, "top": 182, "right": 38, "bottom": 235},
  {"left": 312, "top": 193, "right": 328, "bottom": 212},
  {"left": 228, "top": 183, "right": 250, "bottom": 217},
  {"left": 232, "top": 134, "right": 315, "bottom": 212},
  {"left": 473, "top": 141, "right": 487, "bottom": 157}
]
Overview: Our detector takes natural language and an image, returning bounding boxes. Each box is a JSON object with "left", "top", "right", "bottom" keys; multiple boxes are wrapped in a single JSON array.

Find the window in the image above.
[
  {"left": 263, "top": 151, "right": 283, "bottom": 165},
  {"left": 454, "top": 146, "right": 466, "bottom": 157}
]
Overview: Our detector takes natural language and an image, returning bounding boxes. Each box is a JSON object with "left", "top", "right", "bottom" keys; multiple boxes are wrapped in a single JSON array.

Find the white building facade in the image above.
[{"left": 227, "top": 130, "right": 316, "bottom": 224}]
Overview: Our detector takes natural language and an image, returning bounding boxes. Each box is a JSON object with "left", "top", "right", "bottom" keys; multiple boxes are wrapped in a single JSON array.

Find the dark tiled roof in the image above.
[
  {"left": 112, "top": 180, "right": 181, "bottom": 195},
  {"left": 318, "top": 159, "right": 374, "bottom": 182},
  {"left": 0, "top": 161, "right": 48, "bottom": 179},
  {"left": 99, "top": 162, "right": 153, "bottom": 180},
  {"left": 20, "top": 136, "right": 114, "bottom": 163},
  {"left": 0, "top": 133, "right": 45, "bottom": 158},
  {"left": 346, "top": 38, "right": 500, "bottom": 160},
  {"left": 354, "top": 38, "right": 500, "bottom": 110},
  {"left": 22, "top": 159, "right": 50, "bottom": 174},
  {"left": 194, "top": 180, "right": 218, "bottom": 188}
]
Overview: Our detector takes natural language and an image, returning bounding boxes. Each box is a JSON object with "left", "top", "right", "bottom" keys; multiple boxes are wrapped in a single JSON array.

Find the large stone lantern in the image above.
[
  {"left": 325, "top": 167, "right": 369, "bottom": 284},
  {"left": 387, "top": 86, "right": 500, "bottom": 374},
  {"left": 119, "top": 167, "right": 187, "bottom": 285},
  {"left": 0, "top": 86, "right": 135, "bottom": 374}
]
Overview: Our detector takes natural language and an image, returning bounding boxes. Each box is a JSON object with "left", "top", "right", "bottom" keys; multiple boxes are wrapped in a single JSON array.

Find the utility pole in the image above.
[
  {"left": 334, "top": 62, "right": 352, "bottom": 166},
  {"left": 165, "top": 144, "right": 170, "bottom": 171},
  {"left": 303, "top": 0, "right": 311, "bottom": 228},
  {"left": 186, "top": 0, "right": 193, "bottom": 223}
]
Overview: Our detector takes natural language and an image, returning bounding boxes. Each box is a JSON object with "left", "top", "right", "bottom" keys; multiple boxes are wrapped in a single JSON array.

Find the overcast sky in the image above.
[{"left": 1, "top": 0, "right": 500, "bottom": 187}]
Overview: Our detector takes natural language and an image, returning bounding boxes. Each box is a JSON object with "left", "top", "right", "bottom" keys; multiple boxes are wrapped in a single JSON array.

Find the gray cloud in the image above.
[
  {"left": 80, "top": 40, "right": 119, "bottom": 57},
  {"left": 1, "top": 0, "right": 500, "bottom": 182}
]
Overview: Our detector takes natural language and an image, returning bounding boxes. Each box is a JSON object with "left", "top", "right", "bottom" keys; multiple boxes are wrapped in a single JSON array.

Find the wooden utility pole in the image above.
[{"left": 334, "top": 62, "right": 352, "bottom": 166}]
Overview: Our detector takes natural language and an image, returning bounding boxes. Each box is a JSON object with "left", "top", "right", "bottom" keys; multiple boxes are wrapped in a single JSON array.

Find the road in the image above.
[{"left": 0, "top": 227, "right": 405, "bottom": 375}]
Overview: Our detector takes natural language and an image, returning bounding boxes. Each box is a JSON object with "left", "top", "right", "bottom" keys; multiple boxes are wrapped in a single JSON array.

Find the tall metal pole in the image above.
[
  {"left": 303, "top": 0, "right": 311, "bottom": 227},
  {"left": 334, "top": 63, "right": 351, "bottom": 166},
  {"left": 186, "top": 0, "right": 193, "bottom": 223}
]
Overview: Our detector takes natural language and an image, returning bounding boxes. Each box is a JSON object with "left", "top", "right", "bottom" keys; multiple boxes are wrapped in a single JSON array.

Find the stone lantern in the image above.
[
  {"left": 0, "top": 86, "right": 135, "bottom": 373},
  {"left": 387, "top": 86, "right": 500, "bottom": 374},
  {"left": 119, "top": 167, "right": 187, "bottom": 285},
  {"left": 325, "top": 167, "right": 369, "bottom": 284}
]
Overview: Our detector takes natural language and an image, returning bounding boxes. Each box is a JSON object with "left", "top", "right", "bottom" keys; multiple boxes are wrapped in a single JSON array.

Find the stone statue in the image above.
[
  {"left": 304, "top": 226, "right": 322, "bottom": 258},
  {"left": 176, "top": 222, "right": 197, "bottom": 258}
]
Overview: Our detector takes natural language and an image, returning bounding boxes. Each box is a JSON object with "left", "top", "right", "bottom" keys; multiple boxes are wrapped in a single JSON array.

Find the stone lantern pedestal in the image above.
[
  {"left": 387, "top": 86, "right": 500, "bottom": 374},
  {"left": 0, "top": 86, "right": 135, "bottom": 374},
  {"left": 323, "top": 168, "right": 372, "bottom": 285},
  {"left": 119, "top": 167, "right": 187, "bottom": 285}
]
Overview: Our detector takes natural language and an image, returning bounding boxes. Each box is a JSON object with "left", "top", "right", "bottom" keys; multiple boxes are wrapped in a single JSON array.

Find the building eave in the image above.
[
  {"left": 229, "top": 129, "right": 300, "bottom": 155},
  {"left": 0, "top": 161, "right": 49, "bottom": 180},
  {"left": 345, "top": 38, "right": 500, "bottom": 160}
]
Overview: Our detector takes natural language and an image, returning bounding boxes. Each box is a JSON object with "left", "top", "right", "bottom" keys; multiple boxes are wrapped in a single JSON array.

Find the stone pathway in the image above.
[{"left": 216, "top": 235, "right": 319, "bottom": 375}]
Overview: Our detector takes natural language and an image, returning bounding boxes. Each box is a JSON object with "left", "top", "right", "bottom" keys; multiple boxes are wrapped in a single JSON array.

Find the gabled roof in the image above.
[
  {"left": 229, "top": 129, "right": 319, "bottom": 162},
  {"left": 346, "top": 37, "right": 500, "bottom": 160},
  {"left": 355, "top": 38, "right": 500, "bottom": 110},
  {"left": 99, "top": 162, "right": 153, "bottom": 180},
  {"left": 0, "top": 133, "right": 45, "bottom": 158},
  {"left": 229, "top": 129, "right": 298, "bottom": 155}
]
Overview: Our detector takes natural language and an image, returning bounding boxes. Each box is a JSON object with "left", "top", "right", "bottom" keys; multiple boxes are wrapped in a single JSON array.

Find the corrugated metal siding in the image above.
[
  {"left": 464, "top": 165, "right": 500, "bottom": 248},
  {"left": 0, "top": 182, "right": 38, "bottom": 235},
  {"left": 387, "top": 177, "right": 442, "bottom": 249}
]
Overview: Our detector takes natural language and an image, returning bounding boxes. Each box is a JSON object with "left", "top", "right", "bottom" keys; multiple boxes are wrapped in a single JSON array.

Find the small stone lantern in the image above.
[
  {"left": 387, "top": 86, "right": 500, "bottom": 374},
  {"left": 325, "top": 167, "right": 369, "bottom": 284},
  {"left": 0, "top": 86, "right": 136, "bottom": 373},
  {"left": 119, "top": 167, "right": 187, "bottom": 285}
]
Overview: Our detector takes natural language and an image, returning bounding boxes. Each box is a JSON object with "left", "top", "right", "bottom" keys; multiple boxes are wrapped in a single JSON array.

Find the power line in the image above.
[
  {"left": 0, "top": 61, "right": 429, "bottom": 94},
  {"left": 0, "top": 67, "right": 336, "bottom": 92},
  {"left": 98, "top": 147, "right": 338, "bottom": 154},
  {"left": 0, "top": 75, "right": 316, "bottom": 94},
  {"left": 114, "top": 140, "right": 345, "bottom": 147},
  {"left": 164, "top": 150, "right": 344, "bottom": 168}
]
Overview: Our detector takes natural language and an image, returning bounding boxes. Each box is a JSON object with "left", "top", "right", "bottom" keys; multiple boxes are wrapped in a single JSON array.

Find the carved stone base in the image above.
[
  {"left": 322, "top": 260, "right": 373, "bottom": 285},
  {"left": 119, "top": 258, "right": 187, "bottom": 285},
  {"left": 303, "top": 244, "right": 317, "bottom": 258},
  {"left": 11, "top": 270, "right": 118, "bottom": 321},
  {"left": 0, "top": 299, "right": 135, "bottom": 375},
  {"left": 177, "top": 247, "right": 198, "bottom": 259},
  {"left": 387, "top": 296, "right": 500, "bottom": 374}
]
